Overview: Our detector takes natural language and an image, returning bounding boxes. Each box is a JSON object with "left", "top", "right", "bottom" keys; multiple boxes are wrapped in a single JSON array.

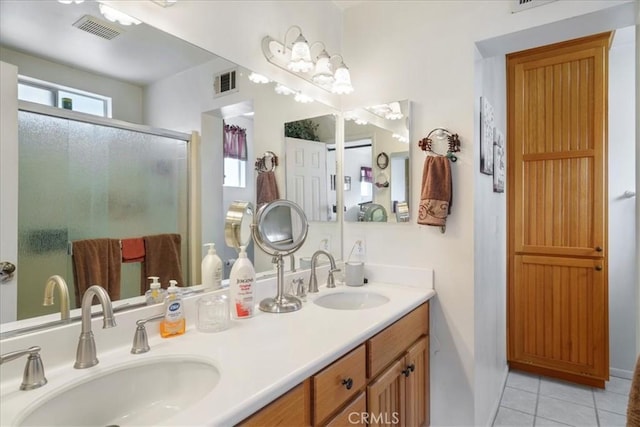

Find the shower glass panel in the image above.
[{"left": 17, "top": 110, "right": 188, "bottom": 319}]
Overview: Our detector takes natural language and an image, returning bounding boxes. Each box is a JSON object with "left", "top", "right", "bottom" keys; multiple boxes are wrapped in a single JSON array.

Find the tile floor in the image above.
[{"left": 493, "top": 371, "right": 632, "bottom": 427}]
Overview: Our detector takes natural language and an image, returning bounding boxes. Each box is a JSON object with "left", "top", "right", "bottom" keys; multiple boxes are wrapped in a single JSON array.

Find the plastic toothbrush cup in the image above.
[{"left": 345, "top": 262, "right": 365, "bottom": 287}]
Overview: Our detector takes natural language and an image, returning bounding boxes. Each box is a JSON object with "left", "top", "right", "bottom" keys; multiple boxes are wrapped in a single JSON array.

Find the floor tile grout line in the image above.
[
  {"left": 592, "top": 387, "right": 601, "bottom": 427},
  {"left": 533, "top": 376, "right": 541, "bottom": 426}
]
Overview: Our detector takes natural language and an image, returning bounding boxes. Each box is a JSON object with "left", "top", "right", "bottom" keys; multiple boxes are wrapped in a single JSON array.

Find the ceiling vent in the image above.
[
  {"left": 213, "top": 69, "right": 238, "bottom": 97},
  {"left": 511, "top": 0, "right": 557, "bottom": 13},
  {"left": 72, "top": 15, "right": 123, "bottom": 40}
]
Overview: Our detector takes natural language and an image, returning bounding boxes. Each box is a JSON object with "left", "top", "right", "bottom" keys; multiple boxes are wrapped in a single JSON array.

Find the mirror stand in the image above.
[
  {"left": 258, "top": 255, "right": 302, "bottom": 313},
  {"left": 252, "top": 200, "right": 309, "bottom": 314}
]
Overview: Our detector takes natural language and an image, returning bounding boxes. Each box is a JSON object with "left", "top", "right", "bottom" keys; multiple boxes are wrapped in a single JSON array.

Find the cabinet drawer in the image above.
[
  {"left": 367, "top": 303, "right": 428, "bottom": 379},
  {"left": 313, "top": 344, "right": 366, "bottom": 425},
  {"left": 324, "top": 392, "right": 366, "bottom": 427},
  {"left": 239, "top": 380, "right": 311, "bottom": 426}
]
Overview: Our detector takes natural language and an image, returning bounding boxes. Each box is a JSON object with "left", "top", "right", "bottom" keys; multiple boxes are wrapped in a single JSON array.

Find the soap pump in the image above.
[
  {"left": 145, "top": 276, "right": 166, "bottom": 305},
  {"left": 202, "top": 243, "right": 223, "bottom": 290},
  {"left": 160, "top": 280, "right": 185, "bottom": 338}
]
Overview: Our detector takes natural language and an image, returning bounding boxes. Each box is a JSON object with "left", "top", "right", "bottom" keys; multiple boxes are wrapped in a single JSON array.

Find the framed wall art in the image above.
[
  {"left": 493, "top": 129, "right": 505, "bottom": 193},
  {"left": 480, "top": 96, "right": 494, "bottom": 175}
]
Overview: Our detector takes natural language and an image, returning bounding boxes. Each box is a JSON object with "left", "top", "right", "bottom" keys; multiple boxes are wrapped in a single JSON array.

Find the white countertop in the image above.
[{"left": 0, "top": 269, "right": 434, "bottom": 426}]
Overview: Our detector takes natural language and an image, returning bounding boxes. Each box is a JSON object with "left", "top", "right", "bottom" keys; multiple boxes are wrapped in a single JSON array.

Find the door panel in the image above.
[
  {"left": 511, "top": 255, "right": 607, "bottom": 378},
  {"left": 508, "top": 32, "right": 611, "bottom": 386},
  {"left": 367, "top": 358, "right": 405, "bottom": 427}
]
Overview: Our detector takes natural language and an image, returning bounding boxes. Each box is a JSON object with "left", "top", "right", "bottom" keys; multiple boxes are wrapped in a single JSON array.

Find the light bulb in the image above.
[
  {"left": 312, "top": 50, "right": 334, "bottom": 87},
  {"left": 248, "top": 73, "right": 269, "bottom": 84},
  {"left": 99, "top": 4, "right": 141, "bottom": 26},
  {"left": 288, "top": 34, "right": 313, "bottom": 73},
  {"left": 332, "top": 63, "right": 354, "bottom": 94}
]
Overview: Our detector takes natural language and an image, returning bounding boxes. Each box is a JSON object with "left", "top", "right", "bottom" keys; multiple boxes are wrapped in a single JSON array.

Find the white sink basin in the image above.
[
  {"left": 17, "top": 356, "right": 220, "bottom": 427},
  {"left": 314, "top": 291, "right": 390, "bottom": 310}
]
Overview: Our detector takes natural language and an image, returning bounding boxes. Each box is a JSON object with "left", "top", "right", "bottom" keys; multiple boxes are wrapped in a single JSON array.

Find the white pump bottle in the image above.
[{"left": 202, "top": 243, "right": 223, "bottom": 290}]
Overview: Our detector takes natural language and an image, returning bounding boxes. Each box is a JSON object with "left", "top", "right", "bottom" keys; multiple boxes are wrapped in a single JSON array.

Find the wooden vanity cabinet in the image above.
[
  {"left": 239, "top": 302, "right": 430, "bottom": 427},
  {"left": 368, "top": 336, "right": 429, "bottom": 427},
  {"left": 238, "top": 380, "right": 311, "bottom": 427}
]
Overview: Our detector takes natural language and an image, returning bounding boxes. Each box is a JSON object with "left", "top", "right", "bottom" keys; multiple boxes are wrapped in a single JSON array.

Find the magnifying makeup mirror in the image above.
[
  {"left": 252, "top": 199, "right": 309, "bottom": 313},
  {"left": 224, "top": 201, "right": 254, "bottom": 251}
]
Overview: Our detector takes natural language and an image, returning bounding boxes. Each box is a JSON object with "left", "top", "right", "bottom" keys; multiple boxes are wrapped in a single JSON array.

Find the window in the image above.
[
  {"left": 18, "top": 76, "right": 112, "bottom": 118},
  {"left": 223, "top": 157, "right": 247, "bottom": 188}
]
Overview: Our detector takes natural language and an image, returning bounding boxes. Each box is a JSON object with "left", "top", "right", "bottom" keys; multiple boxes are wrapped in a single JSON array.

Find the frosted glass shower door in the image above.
[{"left": 17, "top": 110, "right": 188, "bottom": 318}]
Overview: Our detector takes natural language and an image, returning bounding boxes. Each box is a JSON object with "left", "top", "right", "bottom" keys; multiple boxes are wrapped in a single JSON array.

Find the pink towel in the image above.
[
  {"left": 417, "top": 156, "right": 452, "bottom": 227},
  {"left": 257, "top": 171, "right": 280, "bottom": 207}
]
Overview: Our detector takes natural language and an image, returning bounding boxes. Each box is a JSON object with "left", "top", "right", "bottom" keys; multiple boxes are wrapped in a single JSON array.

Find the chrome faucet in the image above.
[
  {"left": 74, "top": 285, "right": 117, "bottom": 369},
  {"left": 42, "top": 275, "right": 70, "bottom": 321},
  {"left": 308, "top": 250, "right": 341, "bottom": 293},
  {"left": 0, "top": 346, "right": 47, "bottom": 390}
]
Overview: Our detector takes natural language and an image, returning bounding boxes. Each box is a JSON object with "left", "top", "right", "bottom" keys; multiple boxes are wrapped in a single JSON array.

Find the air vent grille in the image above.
[
  {"left": 73, "top": 15, "right": 123, "bottom": 40},
  {"left": 511, "top": 0, "right": 557, "bottom": 13},
  {"left": 214, "top": 69, "right": 238, "bottom": 97}
]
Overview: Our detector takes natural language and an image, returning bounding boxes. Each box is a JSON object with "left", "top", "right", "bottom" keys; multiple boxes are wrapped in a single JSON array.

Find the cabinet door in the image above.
[
  {"left": 367, "top": 358, "right": 405, "bottom": 427},
  {"left": 405, "top": 336, "right": 429, "bottom": 427},
  {"left": 511, "top": 255, "right": 608, "bottom": 380}
]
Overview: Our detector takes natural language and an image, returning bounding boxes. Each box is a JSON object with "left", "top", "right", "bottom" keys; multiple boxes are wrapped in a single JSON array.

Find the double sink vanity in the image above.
[{"left": 0, "top": 265, "right": 434, "bottom": 426}]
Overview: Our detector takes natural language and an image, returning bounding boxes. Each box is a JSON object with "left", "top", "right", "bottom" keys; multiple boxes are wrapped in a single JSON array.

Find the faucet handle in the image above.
[
  {"left": 131, "top": 314, "right": 164, "bottom": 354},
  {"left": 293, "top": 278, "right": 306, "bottom": 299},
  {"left": 0, "top": 346, "right": 47, "bottom": 390},
  {"left": 326, "top": 268, "right": 341, "bottom": 289}
]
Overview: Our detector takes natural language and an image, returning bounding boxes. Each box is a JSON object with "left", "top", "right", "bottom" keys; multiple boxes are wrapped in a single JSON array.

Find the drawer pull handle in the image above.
[
  {"left": 341, "top": 378, "right": 353, "bottom": 390},
  {"left": 595, "top": 265, "right": 603, "bottom": 271},
  {"left": 408, "top": 363, "right": 415, "bottom": 372}
]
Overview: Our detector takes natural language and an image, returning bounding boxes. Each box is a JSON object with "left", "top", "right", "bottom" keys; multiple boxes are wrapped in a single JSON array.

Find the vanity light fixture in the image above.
[
  {"left": 248, "top": 72, "right": 270, "bottom": 84},
  {"left": 262, "top": 26, "right": 354, "bottom": 95},
  {"left": 392, "top": 133, "right": 409, "bottom": 143},
  {"left": 99, "top": 4, "right": 141, "bottom": 26},
  {"left": 367, "top": 102, "right": 403, "bottom": 120},
  {"left": 294, "top": 92, "right": 314, "bottom": 104},
  {"left": 274, "top": 83, "right": 296, "bottom": 96}
]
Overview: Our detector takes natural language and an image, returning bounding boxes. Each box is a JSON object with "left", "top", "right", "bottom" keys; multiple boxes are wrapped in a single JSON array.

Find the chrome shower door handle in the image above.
[{"left": 1, "top": 261, "right": 16, "bottom": 283}]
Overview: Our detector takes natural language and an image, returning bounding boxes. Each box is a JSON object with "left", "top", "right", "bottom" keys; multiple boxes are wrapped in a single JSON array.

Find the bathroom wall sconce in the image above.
[{"left": 262, "top": 25, "right": 354, "bottom": 95}]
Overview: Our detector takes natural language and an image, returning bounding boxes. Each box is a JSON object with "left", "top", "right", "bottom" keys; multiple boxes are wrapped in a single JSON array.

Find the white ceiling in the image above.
[{"left": 0, "top": 0, "right": 216, "bottom": 86}]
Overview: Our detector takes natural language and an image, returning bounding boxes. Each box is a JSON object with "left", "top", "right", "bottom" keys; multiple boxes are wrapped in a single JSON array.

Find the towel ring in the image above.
[
  {"left": 255, "top": 151, "right": 278, "bottom": 173},
  {"left": 418, "top": 128, "right": 461, "bottom": 162}
]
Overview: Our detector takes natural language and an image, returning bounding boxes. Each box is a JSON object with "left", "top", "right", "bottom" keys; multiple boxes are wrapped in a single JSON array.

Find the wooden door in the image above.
[
  {"left": 405, "top": 337, "right": 429, "bottom": 427},
  {"left": 507, "top": 32, "right": 611, "bottom": 387},
  {"left": 367, "top": 358, "right": 405, "bottom": 427}
]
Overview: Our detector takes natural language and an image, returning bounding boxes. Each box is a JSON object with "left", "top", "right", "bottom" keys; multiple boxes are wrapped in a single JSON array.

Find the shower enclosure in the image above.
[{"left": 17, "top": 105, "right": 189, "bottom": 319}]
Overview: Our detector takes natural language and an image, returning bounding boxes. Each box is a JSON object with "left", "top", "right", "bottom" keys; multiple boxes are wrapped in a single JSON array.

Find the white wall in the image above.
[
  {"left": 0, "top": 47, "right": 143, "bottom": 123},
  {"left": 608, "top": 26, "right": 638, "bottom": 378},
  {"left": 474, "top": 53, "right": 508, "bottom": 425}
]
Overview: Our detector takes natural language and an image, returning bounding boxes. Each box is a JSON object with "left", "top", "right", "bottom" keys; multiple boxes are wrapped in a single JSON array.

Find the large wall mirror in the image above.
[
  {"left": 343, "top": 100, "right": 411, "bottom": 223},
  {"left": 0, "top": 1, "right": 342, "bottom": 331}
]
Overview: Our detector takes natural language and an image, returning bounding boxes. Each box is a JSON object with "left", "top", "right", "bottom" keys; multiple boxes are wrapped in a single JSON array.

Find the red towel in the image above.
[{"left": 121, "top": 238, "right": 145, "bottom": 263}]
